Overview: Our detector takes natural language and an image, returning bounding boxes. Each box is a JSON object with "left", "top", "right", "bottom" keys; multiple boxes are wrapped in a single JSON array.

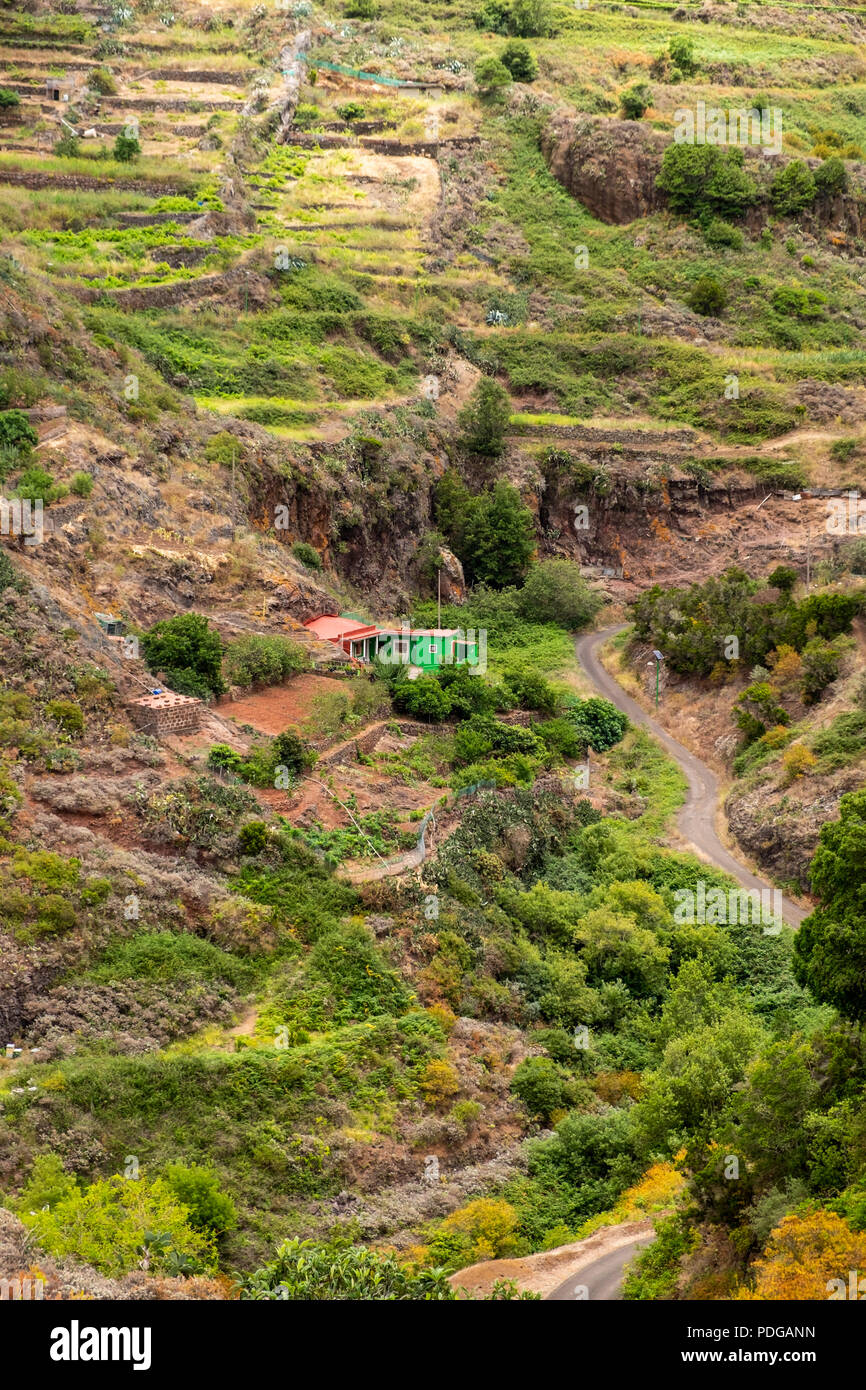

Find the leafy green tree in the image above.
[
  {"left": 517, "top": 559, "right": 603, "bottom": 629},
  {"left": 141, "top": 612, "right": 226, "bottom": 698},
  {"left": 529, "top": 1109, "right": 642, "bottom": 1215},
  {"left": 657, "top": 144, "right": 756, "bottom": 219},
  {"left": 620, "top": 83, "right": 652, "bottom": 120},
  {"left": 509, "top": 0, "right": 553, "bottom": 37},
  {"left": 770, "top": 160, "right": 817, "bottom": 215},
  {"left": 511, "top": 1056, "right": 567, "bottom": 1119},
  {"left": 768, "top": 565, "right": 798, "bottom": 596},
  {"left": 634, "top": 1007, "right": 766, "bottom": 1153},
  {"left": 814, "top": 155, "right": 848, "bottom": 199},
  {"left": 793, "top": 790, "right": 866, "bottom": 1020},
  {"left": 730, "top": 1040, "right": 821, "bottom": 1187},
  {"left": 500, "top": 38, "right": 537, "bottom": 81},
  {"left": 800, "top": 636, "right": 843, "bottom": 704},
  {"left": 462, "top": 481, "right": 535, "bottom": 587},
  {"left": 433, "top": 468, "right": 475, "bottom": 554},
  {"left": 457, "top": 376, "right": 512, "bottom": 455},
  {"left": 687, "top": 275, "right": 726, "bottom": 317},
  {"left": 474, "top": 55, "right": 513, "bottom": 96}
]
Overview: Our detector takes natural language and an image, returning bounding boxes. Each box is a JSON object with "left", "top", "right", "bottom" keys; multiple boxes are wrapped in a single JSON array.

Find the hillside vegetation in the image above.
[{"left": 1, "top": 0, "right": 866, "bottom": 1308}]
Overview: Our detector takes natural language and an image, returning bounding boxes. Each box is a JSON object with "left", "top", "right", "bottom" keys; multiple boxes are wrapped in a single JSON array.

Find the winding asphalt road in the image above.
[
  {"left": 546, "top": 1238, "right": 653, "bottom": 1301},
  {"left": 576, "top": 626, "right": 807, "bottom": 928}
]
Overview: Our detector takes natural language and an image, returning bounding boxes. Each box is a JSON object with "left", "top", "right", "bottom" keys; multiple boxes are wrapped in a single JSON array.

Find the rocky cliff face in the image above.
[{"left": 540, "top": 115, "right": 667, "bottom": 225}]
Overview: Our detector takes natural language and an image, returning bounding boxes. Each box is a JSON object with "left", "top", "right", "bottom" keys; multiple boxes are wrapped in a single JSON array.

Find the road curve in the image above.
[
  {"left": 576, "top": 626, "right": 807, "bottom": 928},
  {"left": 546, "top": 1238, "right": 653, "bottom": 1301}
]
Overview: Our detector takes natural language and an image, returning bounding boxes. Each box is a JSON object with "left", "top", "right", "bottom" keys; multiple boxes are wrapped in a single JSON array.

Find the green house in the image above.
[{"left": 375, "top": 628, "right": 479, "bottom": 670}]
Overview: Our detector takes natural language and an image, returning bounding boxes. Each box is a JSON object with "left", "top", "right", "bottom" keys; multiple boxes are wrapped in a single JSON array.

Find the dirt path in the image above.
[
  {"left": 450, "top": 1219, "right": 655, "bottom": 1300},
  {"left": 577, "top": 626, "right": 808, "bottom": 928}
]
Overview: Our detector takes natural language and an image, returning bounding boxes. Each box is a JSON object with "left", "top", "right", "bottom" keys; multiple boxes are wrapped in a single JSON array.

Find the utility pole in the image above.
[
  {"left": 437, "top": 567, "right": 441, "bottom": 630},
  {"left": 806, "top": 525, "right": 812, "bottom": 593}
]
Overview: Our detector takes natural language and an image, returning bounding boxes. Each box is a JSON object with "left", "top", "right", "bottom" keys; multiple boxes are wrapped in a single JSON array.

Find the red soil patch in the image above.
[{"left": 216, "top": 675, "right": 340, "bottom": 736}]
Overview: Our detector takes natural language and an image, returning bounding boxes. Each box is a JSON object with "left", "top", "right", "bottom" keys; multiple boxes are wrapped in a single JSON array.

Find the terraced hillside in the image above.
[{"left": 2, "top": 0, "right": 866, "bottom": 1331}]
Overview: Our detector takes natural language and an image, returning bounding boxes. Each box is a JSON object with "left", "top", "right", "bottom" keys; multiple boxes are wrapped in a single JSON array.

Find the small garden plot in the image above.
[{"left": 20, "top": 224, "right": 259, "bottom": 289}]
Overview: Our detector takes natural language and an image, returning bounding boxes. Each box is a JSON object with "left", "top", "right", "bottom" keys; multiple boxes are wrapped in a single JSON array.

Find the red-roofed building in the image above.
[{"left": 303, "top": 615, "right": 480, "bottom": 669}]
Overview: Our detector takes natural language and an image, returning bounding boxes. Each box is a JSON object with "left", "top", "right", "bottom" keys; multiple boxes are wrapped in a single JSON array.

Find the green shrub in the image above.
[
  {"left": 620, "top": 83, "right": 652, "bottom": 120},
  {"left": 45, "top": 699, "right": 85, "bottom": 737},
  {"left": 668, "top": 36, "right": 697, "bottom": 76},
  {"left": 204, "top": 431, "right": 242, "bottom": 467},
  {"left": 292, "top": 541, "right": 321, "bottom": 570},
  {"left": 244, "top": 1238, "right": 455, "bottom": 1300},
  {"left": 517, "top": 559, "right": 602, "bottom": 630},
  {"left": 702, "top": 218, "right": 743, "bottom": 251},
  {"left": 70, "top": 471, "right": 94, "bottom": 497},
  {"left": 0, "top": 89, "right": 21, "bottom": 110},
  {"left": 814, "top": 156, "right": 848, "bottom": 199},
  {"left": 511, "top": 1056, "right": 567, "bottom": 1119},
  {"left": 475, "top": 56, "right": 513, "bottom": 96},
  {"left": 0, "top": 409, "right": 37, "bottom": 455},
  {"left": 272, "top": 729, "right": 316, "bottom": 775},
  {"left": 238, "top": 820, "right": 269, "bottom": 855},
  {"left": 687, "top": 275, "right": 726, "bottom": 317},
  {"left": 501, "top": 39, "right": 538, "bottom": 82},
  {"left": 335, "top": 101, "right": 365, "bottom": 121},
  {"left": 509, "top": 0, "right": 553, "bottom": 38},
  {"left": 656, "top": 144, "right": 756, "bottom": 220},
  {"left": 163, "top": 1164, "right": 237, "bottom": 1237},
  {"left": 223, "top": 634, "right": 308, "bottom": 690},
  {"left": 16, "top": 1168, "right": 214, "bottom": 1278},
  {"left": 770, "top": 160, "right": 816, "bottom": 216},
  {"left": 569, "top": 697, "right": 628, "bottom": 752},
  {"left": 141, "top": 612, "right": 225, "bottom": 699},
  {"left": 113, "top": 132, "right": 141, "bottom": 163},
  {"left": 88, "top": 66, "right": 117, "bottom": 95}
]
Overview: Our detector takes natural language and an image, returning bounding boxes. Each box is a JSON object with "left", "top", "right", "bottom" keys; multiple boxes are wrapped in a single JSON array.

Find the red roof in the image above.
[{"left": 303, "top": 615, "right": 378, "bottom": 641}]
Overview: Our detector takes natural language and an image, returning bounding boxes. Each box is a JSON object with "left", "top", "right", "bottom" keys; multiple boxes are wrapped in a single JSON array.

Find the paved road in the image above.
[
  {"left": 576, "top": 626, "right": 807, "bottom": 928},
  {"left": 546, "top": 1238, "right": 653, "bottom": 1301}
]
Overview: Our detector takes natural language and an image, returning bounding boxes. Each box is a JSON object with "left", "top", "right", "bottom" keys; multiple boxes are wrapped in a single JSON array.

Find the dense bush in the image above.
[
  {"left": 223, "top": 634, "right": 308, "bottom": 690},
  {"left": 517, "top": 559, "right": 603, "bottom": 630},
  {"left": 620, "top": 83, "right": 652, "bottom": 120},
  {"left": 292, "top": 541, "right": 321, "bottom": 570},
  {"left": 141, "top": 612, "right": 225, "bottom": 699},
  {"left": 656, "top": 145, "right": 756, "bottom": 220},
  {"left": 244, "top": 1238, "right": 456, "bottom": 1299},
  {"left": 687, "top": 275, "right": 726, "bottom": 317},
  {"left": 457, "top": 377, "right": 512, "bottom": 456},
  {"left": 501, "top": 39, "right": 537, "bottom": 82},
  {"left": 770, "top": 160, "right": 816, "bottom": 216}
]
